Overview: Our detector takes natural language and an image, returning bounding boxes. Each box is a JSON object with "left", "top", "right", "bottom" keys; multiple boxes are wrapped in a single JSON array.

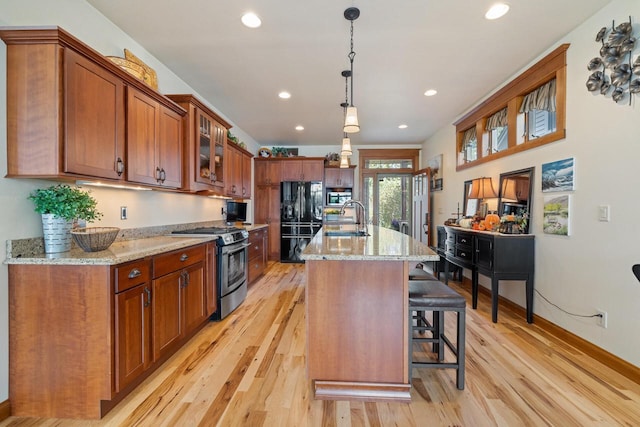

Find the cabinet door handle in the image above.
[
  {"left": 116, "top": 157, "right": 124, "bottom": 176},
  {"left": 160, "top": 168, "right": 166, "bottom": 183},
  {"left": 156, "top": 167, "right": 162, "bottom": 183},
  {"left": 144, "top": 287, "right": 151, "bottom": 307},
  {"left": 128, "top": 268, "right": 141, "bottom": 279},
  {"left": 180, "top": 253, "right": 189, "bottom": 262}
]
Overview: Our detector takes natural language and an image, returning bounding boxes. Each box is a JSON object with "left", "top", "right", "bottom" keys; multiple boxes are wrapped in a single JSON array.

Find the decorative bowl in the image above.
[{"left": 71, "top": 227, "right": 120, "bottom": 252}]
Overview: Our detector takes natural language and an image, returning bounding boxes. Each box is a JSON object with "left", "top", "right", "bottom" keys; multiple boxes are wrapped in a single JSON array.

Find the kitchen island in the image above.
[{"left": 301, "top": 224, "right": 438, "bottom": 402}]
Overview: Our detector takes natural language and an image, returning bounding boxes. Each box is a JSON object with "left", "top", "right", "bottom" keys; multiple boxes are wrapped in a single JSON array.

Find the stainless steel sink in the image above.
[{"left": 323, "top": 230, "right": 369, "bottom": 237}]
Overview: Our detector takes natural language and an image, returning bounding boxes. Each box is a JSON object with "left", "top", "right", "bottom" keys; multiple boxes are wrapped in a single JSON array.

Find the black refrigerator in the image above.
[{"left": 280, "top": 181, "right": 323, "bottom": 263}]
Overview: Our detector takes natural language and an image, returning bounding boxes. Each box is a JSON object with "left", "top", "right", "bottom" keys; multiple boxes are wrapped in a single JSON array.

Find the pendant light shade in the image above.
[
  {"left": 343, "top": 107, "right": 359, "bottom": 133},
  {"left": 341, "top": 136, "right": 352, "bottom": 156},
  {"left": 339, "top": 156, "right": 349, "bottom": 168}
]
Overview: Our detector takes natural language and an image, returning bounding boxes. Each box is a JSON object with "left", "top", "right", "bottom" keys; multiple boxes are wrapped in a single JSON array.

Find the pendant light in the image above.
[
  {"left": 343, "top": 7, "right": 360, "bottom": 133},
  {"left": 340, "top": 71, "right": 353, "bottom": 156},
  {"left": 341, "top": 136, "right": 352, "bottom": 156}
]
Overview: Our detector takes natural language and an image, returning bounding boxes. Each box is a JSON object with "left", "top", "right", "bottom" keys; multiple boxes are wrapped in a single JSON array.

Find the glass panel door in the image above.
[{"left": 362, "top": 173, "right": 412, "bottom": 233}]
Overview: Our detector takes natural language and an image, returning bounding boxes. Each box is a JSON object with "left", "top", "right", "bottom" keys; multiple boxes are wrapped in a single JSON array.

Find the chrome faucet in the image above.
[{"left": 340, "top": 199, "right": 368, "bottom": 235}]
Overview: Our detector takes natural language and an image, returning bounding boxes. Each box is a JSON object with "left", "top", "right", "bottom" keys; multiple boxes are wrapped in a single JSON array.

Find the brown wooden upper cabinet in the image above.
[
  {"left": 224, "top": 143, "right": 253, "bottom": 199},
  {"left": 0, "top": 27, "right": 186, "bottom": 185},
  {"left": 254, "top": 158, "right": 282, "bottom": 185},
  {"left": 324, "top": 166, "right": 355, "bottom": 188},
  {"left": 166, "top": 94, "right": 232, "bottom": 194},
  {"left": 280, "top": 159, "right": 324, "bottom": 182},
  {"left": 127, "top": 87, "right": 183, "bottom": 188},
  {"left": 242, "top": 151, "right": 252, "bottom": 199}
]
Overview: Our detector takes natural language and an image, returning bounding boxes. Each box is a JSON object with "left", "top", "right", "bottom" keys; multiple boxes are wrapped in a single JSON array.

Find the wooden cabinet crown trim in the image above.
[
  {"left": 227, "top": 141, "right": 255, "bottom": 158},
  {"left": 0, "top": 26, "right": 186, "bottom": 116},
  {"left": 166, "top": 94, "right": 231, "bottom": 129}
]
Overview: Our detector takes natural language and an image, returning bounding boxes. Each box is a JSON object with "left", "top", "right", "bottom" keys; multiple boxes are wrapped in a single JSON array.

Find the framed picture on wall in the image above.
[
  {"left": 428, "top": 154, "right": 443, "bottom": 191},
  {"left": 542, "top": 157, "right": 575, "bottom": 192},
  {"left": 543, "top": 194, "right": 570, "bottom": 236}
]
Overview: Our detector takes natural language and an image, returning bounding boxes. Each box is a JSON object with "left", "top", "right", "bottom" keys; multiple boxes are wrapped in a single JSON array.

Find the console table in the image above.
[{"left": 443, "top": 226, "right": 535, "bottom": 323}]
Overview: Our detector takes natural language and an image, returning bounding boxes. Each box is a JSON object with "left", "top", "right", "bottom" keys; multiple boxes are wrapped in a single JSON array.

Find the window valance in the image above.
[{"left": 519, "top": 78, "right": 556, "bottom": 113}]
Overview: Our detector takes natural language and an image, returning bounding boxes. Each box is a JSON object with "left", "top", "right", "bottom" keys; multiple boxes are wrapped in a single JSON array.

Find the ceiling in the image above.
[{"left": 86, "top": 0, "right": 611, "bottom": 147}]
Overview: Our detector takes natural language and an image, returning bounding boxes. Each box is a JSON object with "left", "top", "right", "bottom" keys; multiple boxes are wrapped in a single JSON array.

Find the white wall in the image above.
[
  {"left": 422, "top": 0, "right": 640, "bottom": 367},
  {"left": 0, "top": 0, "right": 261, "bottom": 402}
]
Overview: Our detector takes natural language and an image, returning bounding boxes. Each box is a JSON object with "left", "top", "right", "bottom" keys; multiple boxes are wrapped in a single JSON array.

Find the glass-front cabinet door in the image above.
[{"left": 197, "top": 110, "right": 225, "bottom": 188}]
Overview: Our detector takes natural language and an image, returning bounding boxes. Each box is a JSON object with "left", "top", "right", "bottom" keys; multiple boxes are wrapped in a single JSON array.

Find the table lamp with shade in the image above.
[{"left": 468, "top": 177, "right": 498, "bottom": 219}]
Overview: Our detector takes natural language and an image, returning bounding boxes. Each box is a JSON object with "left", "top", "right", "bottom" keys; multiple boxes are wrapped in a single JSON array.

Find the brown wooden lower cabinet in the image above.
[
  {"left": 8, "top": 242, "right": 215, "bottom": 420},
  {"left": 114, "top": 258, "right": 152, "bottom": 393},
  {"left": 248, "top": 227, "right": 268, "bottom": 284}
]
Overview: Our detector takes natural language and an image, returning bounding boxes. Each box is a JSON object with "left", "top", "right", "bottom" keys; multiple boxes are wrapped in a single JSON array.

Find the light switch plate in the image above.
[{"left": 598, "top": 205, "right": 610, "bottom": 222}]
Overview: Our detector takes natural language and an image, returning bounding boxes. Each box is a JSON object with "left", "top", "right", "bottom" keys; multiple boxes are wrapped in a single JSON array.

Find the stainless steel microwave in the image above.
[{"left": 326, "top": 190, "right": 352, "bottom": 206}]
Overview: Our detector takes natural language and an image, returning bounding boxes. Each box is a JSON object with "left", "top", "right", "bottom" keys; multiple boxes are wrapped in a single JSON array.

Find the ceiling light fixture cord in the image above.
[{"left": 348, "top": 19, "right": 356, "bottom": 106}]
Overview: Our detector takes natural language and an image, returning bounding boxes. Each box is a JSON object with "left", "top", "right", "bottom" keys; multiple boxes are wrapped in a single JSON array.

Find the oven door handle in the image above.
[{"left": 239, "top": 243, "right": 252, "bottom": 249}]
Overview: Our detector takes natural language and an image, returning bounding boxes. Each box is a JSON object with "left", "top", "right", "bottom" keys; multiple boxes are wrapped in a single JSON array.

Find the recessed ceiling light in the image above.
[
  {"left": 424, "top": 89, "right": 438, "bottom": 97},
  {"left": 241, "top": 12, "right": 262, "bottom": 28},
  {"left": 485, "top": 3, "right": 510, "bottom": 20},
  {"left": 295, "top": 125, "right": 304, "bottom": 131},
  {"left": 278, "top": 91, "right": 291, "bottom": 99},
  {"left": 398, "top": 124, "right": 408, "bottom": 129}
]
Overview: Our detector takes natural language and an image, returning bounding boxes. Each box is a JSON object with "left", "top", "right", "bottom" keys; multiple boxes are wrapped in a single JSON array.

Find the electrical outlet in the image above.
[
  {"left": 120, "top": 206, "right": 128, "bottom": 220},
  {"left": 596, "top": 309, "right": 607, "bottom": 328}
]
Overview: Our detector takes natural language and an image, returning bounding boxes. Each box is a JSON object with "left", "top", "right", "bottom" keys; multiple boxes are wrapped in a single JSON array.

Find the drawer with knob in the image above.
[
  {"left": 115, "top": 258, "right": 151, "bottom": 293},
  {"left": 153, "top": 244, "right": 205, "bottom": 278}
]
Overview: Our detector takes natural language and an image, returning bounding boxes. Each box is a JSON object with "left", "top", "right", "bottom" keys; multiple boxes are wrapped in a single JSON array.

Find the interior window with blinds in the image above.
[
  {"left": 519, "top": 78, "right": 556, "bottom": 142},
  {"left": 459, "top": 127, "right": 478, "bottom": 164},
  {"left": 484, "top": 107, "right": 508, "bottom": 156}
]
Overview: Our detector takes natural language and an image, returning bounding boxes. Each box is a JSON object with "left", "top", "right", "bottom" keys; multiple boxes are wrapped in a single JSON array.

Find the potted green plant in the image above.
[
  {"left": 325, "top": 152, "right": 340, "bottom": 166},
  {"left": 28, "top": 184, "right": 103, "bottom": 253}
]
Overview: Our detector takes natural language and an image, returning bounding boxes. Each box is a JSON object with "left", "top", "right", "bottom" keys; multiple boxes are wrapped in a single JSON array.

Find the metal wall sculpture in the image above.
[{"left": 586, "top": 16, "right": 639, "bottom": 105}]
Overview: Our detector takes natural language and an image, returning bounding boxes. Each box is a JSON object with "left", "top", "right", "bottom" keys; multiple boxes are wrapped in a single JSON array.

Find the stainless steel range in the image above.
[{"left": 172, "top": 226, "right": 249, "bottom": 320}]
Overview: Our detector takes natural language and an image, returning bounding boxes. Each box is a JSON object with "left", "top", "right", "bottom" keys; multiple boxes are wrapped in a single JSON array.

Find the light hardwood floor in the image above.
[{"left": 2, "top": 262, "right": 640, "bottom": 426}]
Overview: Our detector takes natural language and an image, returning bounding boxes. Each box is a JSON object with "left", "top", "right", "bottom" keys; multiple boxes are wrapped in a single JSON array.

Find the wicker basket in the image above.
[{"left": 71, "top": 227, "right": 120, "bottom": 252}]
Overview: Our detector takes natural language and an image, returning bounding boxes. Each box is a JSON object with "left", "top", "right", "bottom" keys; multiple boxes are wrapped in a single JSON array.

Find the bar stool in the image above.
[
  {"left": 408, "top": 279, "right": 466, "bottom": 390},
  {"left": 409, "top": 263, "right": 438, "bottom": 281},
  {"left": 408, "top": 264, "right": 438, "bottom": 331}
]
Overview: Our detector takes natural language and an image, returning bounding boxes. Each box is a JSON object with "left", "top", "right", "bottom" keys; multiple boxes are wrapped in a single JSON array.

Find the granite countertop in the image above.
[
  {"left": 301, "top": 224, "right": 439, "bottom": 261},
  {"left": 4, "top": 235, "right": 217, "bottom": 265},
  {"left": 5, "top": 221, "right": 269, "bottom": 266}
]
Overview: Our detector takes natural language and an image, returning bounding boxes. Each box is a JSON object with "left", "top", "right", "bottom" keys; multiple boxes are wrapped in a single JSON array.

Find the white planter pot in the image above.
[{"left": 41, "top": 214, "right": 73, "bottom": 253}]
